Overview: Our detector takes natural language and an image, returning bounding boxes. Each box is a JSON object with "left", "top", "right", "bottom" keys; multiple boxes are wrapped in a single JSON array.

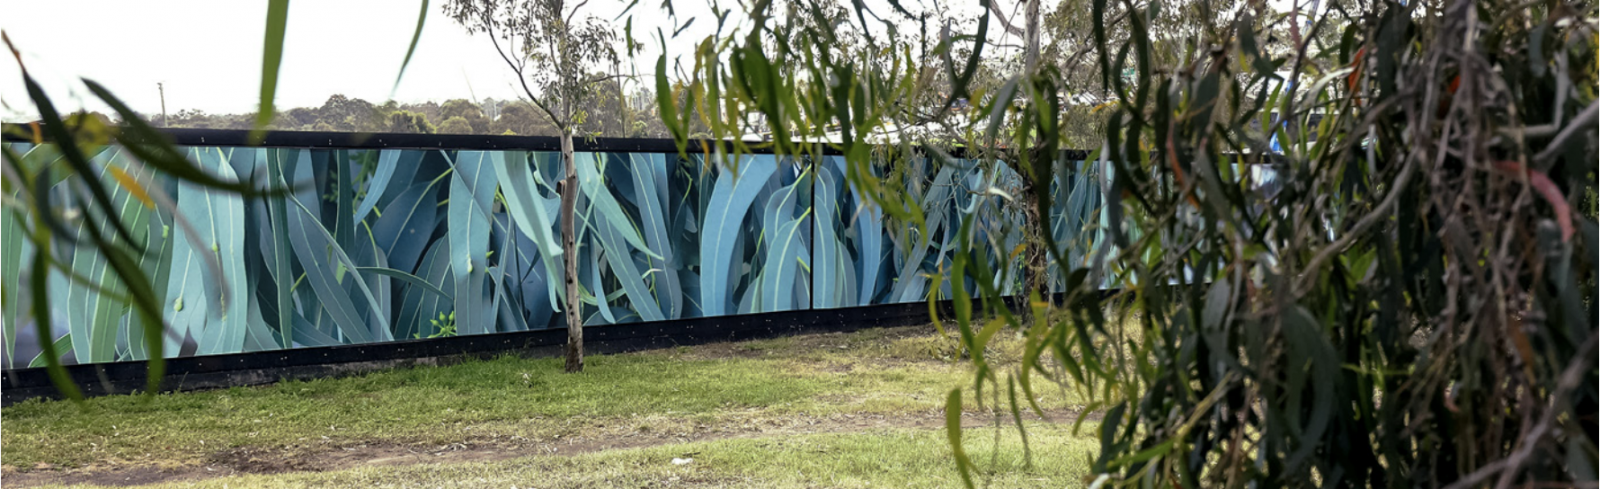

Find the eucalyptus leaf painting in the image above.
[{"left": 0, "top": 143, "right": 1101, "bottom": 368}]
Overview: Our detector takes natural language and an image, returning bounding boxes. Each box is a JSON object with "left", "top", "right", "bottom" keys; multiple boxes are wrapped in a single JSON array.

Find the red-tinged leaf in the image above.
[{"left": 1495, "top": 160, "right": 1572, "bottom": 242}]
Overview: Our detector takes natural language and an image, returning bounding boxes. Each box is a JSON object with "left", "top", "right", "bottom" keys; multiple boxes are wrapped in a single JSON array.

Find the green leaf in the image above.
[
  {"left": 27, "top": 333, "right": 71, "bottom": 369},
  {"left": 75, "top": 200, "right": 168, "bottom": 396},
  {"left": 945, "top": 388, "right": 975, "bottom": 489},
  {"left": 985, "top": 76, "right": 1020, "bottom": 142},
  {"left": 83, "top": 80, "right": 269, "bottom": 196},
  {"left": 21, "top": 73, "right": 141, "bottom": 247},
  {"left": 29, "top": 229, "right": 82, "bottom": 400},
  {"left": 655, "top": 54, "right": 686, "bottom": 155},
  {"left": 393, "top": 0, "right": 429, "bottom": 94},
  {"left": 252, "top": 0, "right": 291, "bottom": 142}
]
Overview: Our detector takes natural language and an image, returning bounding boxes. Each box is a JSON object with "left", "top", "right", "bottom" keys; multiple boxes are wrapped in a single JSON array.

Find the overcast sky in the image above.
[
  {"left": 0, "top": 0, "right": 1052, "bottom": 123},
  {"left": 0, "top": 0, "right": 732, "bottom": 122}
]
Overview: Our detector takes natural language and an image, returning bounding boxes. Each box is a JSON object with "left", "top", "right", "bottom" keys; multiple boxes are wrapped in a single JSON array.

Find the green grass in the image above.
[
  {"left": 2, "top": 325, "right": 1094, "bottom": 487},
  {"left": 37, "top": 425, "right": 1097, "bottom": 488}
]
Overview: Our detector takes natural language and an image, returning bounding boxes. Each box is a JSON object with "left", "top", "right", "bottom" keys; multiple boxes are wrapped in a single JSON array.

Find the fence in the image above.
[{"left": 0, "top": 129, "right": 1104, "bottom": 400}]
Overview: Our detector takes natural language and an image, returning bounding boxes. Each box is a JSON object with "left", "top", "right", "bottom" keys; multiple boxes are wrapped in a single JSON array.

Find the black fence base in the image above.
[{"left": 2, "top": 301, "right": 937, "bottom": 405}]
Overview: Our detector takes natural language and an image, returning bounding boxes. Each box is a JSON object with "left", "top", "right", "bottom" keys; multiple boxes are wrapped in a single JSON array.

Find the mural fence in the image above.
[{"left": 0, "top": 141, "right": 1104, "bottom": 368}]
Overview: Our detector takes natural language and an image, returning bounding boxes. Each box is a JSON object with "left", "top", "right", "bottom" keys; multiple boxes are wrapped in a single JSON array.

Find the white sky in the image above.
[
  {"left": 0, "top": 0, "right": 727, "bottom": 122},
  {"left": 0, "top": 0, "right": 1018, "bottom": 123}
]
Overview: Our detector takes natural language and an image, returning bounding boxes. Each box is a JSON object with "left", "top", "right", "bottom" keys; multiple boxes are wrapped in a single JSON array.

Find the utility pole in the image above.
[{"left": 157, "top": 82, "right": 168, "bottom": 127}]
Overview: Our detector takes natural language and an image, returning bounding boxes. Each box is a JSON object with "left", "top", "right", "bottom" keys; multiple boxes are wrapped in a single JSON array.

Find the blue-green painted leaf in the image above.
[
  {"left": 626, "top": 153, "right": 682, "bottom": 319},
  {"left": 285, "top": 197, "right": 391, "bottom": 343},
  {"left": 351, "top": 234, "right": 394, "bottom": 329},
  {"left": 161, "top": 147, "right": 253, "bottom": 357},
  {"left": 754, "top": 166, "right": 808, "bottom": 312},
  {"left": 488, "top": 214, "right": 529, "bottom": 332},
  {"left": 242, "top": 298, "right": 280, "bottom": 352},
  {"left": 814, "top": 165, "right": 844, "bottom": 308},
  {"left": 193, "top": 148, "right": 249, "bottom": 356},
  {"left": 699, "top": 155, "right": 777, "bottom": 316},
  {"left": 261, "top": 148, "right": 296, "bottom": 349},
  {"left": 288, "top": 309, "right": 339, "bottom": 347},
  {"left": 2, "top": 198, "right": 29, "bottom": 368},
  {"left": 64, "top": 147, "right": 151, "bottom": 363},
  {"left": 594, "top": 204, "right": 666, "bottom": 322},
  {"left": 891, "top": 166, "right": 954, "bottom": 303},
  {"left": 758, "top": 210, "right": 811, "bottom": 312},
  {"left": 372, "top": 180, "right": 440, "bottom": 274},
  {"left": 398, "top": 240, "right": 454, "bottom": 339},
  {"left": 447, "top": 158, "right": 494, "bottom": 335},
  {"left": 574, "top": 152, "right": 660, "bottom": 259},
  {"left": 587, "top": 234, "right": 616, "bottom": 324},
  {"left": 353, "top": 150, "right": 404, "bottom": 223},
  {"left": 491, "top": 150, "right": 564, "bottom": 312},
  {"left": 358, "top": 266, "right": 449, "bottom": 301},
  {"left": 28, "top": 333, "right": 72, "bottom": 368}
]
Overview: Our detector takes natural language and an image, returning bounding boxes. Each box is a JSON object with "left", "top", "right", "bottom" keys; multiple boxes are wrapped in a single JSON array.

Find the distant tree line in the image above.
[{"left": 142, "top": 78, "right": 669, "bottom": 138}]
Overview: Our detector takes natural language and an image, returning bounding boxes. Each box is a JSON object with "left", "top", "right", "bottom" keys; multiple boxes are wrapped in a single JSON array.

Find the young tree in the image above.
[{"left": 445, "top": 0, "right": 622, "bottom": 372}]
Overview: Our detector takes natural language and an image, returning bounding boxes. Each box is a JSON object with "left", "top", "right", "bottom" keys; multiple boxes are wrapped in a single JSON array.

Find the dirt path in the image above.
[{"left": 3, "top": 408, "right": 1086, "bottom": 488}]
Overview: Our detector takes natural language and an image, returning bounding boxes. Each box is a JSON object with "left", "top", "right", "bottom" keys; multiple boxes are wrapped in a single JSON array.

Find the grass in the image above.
[
  {"left": 35, "top": 426, "right": 1096, "bottom": 489},
  {"left": 2, "top": 325, "right": 1097, "bottom": 488}
]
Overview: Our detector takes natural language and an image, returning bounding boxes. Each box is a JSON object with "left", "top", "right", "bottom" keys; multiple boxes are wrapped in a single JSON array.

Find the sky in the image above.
[
  {"left": 0, "top": 0, "right": 727, "bottom": 122},
  {"left": 0, "top": 0, "right": 1062, "bottom": 123}
]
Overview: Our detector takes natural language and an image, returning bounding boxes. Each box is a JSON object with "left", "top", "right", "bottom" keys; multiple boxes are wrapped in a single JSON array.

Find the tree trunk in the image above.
[
  {"left": 1024, "top": 0, "right": 1040, "bottom": 75},
  {"left": 1024, "top": 0, "right": 1045, "bottom": 309},
  {"left": 560, "top": 132, "right": 583, "bottom": 373}
]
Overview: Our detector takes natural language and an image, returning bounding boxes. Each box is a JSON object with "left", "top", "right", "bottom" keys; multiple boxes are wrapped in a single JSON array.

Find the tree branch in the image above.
[
  {"left": 1532, "top": 101, "right": 1598, "bottom": 163},
  {"left": 1294, "top": 154, "right": 1418, "bottom": 294},
  {"left": 1439, "top": 332, "right": 1599, "bottom": 489},
  {"left": 983, "top": 0, "right": 1028, "bottom": 37},
  {"left": 583, "top": 73, "right": 634, "bottom": 85},
  {"left": 485, "top": 19, "right": 566, "bottom": 131}
]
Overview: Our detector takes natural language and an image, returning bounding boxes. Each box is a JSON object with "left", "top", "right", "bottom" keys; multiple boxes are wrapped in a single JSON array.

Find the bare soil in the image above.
[{"left": 1, "top": 408, "right": 1085, "bottom": 488}]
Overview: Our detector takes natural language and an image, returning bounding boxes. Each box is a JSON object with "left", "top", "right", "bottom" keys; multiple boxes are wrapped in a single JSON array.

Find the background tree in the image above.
[
  {"left": 440, "top": 98, "right": 490, "bottom": 132},
  {"left": 384, "top": 109, "right": 435, "bottom": 133},
  {"left": 489, "top": 100, "right": 560, "bottom": 135},
  {"left": 445, "top": 0, "right": 623, "bottom": 373},
  {"left": 436, "top": 116, "right": 474, "bottom": 134}
]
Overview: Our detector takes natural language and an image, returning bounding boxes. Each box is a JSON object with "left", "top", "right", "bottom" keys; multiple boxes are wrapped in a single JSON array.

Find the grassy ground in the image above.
[
  {"left": 34, "top": 426, "right": 1095, "bottom": 489},
  {"left": 1, "top": 325, "right": 1097, "bottom": 488}
]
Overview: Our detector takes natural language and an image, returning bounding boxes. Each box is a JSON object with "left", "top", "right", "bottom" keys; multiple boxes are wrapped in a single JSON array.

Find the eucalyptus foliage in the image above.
[{"left": 657, "top": 0, "right": 1598, "bottom": 486}]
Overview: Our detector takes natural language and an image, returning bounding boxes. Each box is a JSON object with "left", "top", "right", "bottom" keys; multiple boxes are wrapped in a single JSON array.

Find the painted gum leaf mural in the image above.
[{"left": 0, "top": 142, "right": 1103, "bottom": 367}]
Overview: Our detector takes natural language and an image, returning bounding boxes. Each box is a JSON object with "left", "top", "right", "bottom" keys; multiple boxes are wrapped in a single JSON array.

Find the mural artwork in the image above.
[{"left": 0, "top": 143, "right": 1102, "bottom": 367}]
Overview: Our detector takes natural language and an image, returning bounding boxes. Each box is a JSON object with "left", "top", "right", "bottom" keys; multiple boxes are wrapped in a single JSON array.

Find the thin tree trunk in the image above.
[
  {"left": 560, "top": 132, "right": 583, "bottom": 373},
  {"left": 1024, "top": 0, "right": 1040, "bottom": 75},
  {"left": 1024, "top": 0, "right": 1047, "bottom": 309}
]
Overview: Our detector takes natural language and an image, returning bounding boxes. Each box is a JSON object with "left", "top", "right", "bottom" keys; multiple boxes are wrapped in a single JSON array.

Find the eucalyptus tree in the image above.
[
  {"left": 658, "top": 0, "right": 1598, "bottom": 486},
  {"left": 444, "top": 0, "right": 625, "bottom": 372}
]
